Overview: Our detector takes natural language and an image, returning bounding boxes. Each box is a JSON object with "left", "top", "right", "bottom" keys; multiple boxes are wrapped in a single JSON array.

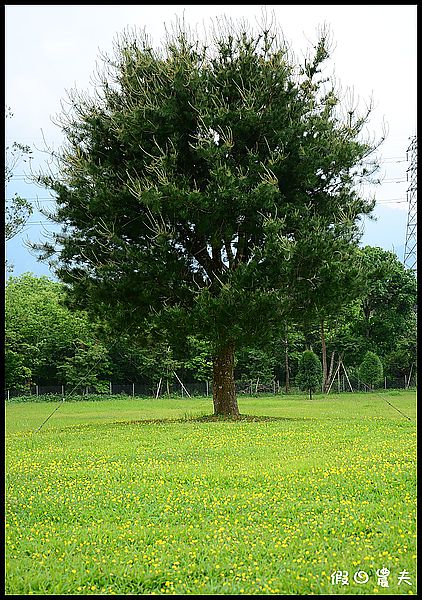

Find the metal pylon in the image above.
[{"left": 404, "top": 135, "right": 417, "bottom": 275}]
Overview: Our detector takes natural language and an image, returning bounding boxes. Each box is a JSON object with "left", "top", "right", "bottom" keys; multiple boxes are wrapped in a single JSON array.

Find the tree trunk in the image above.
[
  {"left": 327, "top": 351, "right": 335, "bottom": 392},
  {"left": 212, "top": 343, "right": 239, "bottom": 417},
  {"left": 321, "top": 320, "right": 328, "bottom": 392},
  {"left": 284, "top": 326, "right": 290, "bottom": 394}
]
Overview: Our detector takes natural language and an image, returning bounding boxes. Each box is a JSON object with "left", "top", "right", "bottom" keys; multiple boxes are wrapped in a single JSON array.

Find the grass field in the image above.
[{"left": 5, "top": 391, "right": 417, "bottom": 595}]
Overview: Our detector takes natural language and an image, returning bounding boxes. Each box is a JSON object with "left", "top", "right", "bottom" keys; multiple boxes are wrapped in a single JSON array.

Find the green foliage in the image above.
[
  {"left": 57, "top": 340, "right": 111, "bottom": 391},
  {"left": 358, "top": 351, "right": 383, "bottom": 388},
  {"left": 308, "top": 247, "right": 417, "bottom": 380},
  {"left": 286, "top": 231, "right": 365, "bottom": 329},
  {"left": 355, "top": 246, "right": 417, "bottom": 357},
  {"left": 236, "top": 347, "right": 276, "bottom": 384},
  {"left": 4, "top": 268, "right": 416, "bottom": 393},
  {"left": 4, "top": 349, "right": 32, "bottom": 391},
  {"left": 5, "top": 273, "right": 105, "bottom": 386},
  {"left": 105, "top": 337, "right": 148, "bottom": 383},
  {"left": 384, "top": 325, "right": 417, "bottom": 379},
  {"left": 184, "top": 335, "right": 213, "bottom": 382},
  {"left": 296, "top": 350, "right": 323, "bottom": 399},
  {"left": 140, "top": 343, "right": 181, "bottom": 387}
]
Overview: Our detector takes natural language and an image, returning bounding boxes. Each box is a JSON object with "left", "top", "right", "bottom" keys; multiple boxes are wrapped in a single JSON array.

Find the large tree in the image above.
[{"left": 34, "top": 19, "right": 382, "bottom": 416}]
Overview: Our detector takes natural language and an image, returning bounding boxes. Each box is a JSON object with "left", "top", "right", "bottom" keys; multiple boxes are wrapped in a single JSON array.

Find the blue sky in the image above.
[{"left": 5, "top": 5, "right": 417, "bottom": 279}]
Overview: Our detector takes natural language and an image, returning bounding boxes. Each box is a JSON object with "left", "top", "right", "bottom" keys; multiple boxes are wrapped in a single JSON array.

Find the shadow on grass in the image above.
[
  {"left": 118, "top": 414, "right": 310, "bottom": 425},
  {"left": 45, "top": 414, "right": 310, "bottom": 435}
]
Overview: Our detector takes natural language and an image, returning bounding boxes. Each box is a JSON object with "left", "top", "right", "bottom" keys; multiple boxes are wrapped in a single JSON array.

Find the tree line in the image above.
[{"left": 6, "top": 245, "right": 416, "bottom": 393}]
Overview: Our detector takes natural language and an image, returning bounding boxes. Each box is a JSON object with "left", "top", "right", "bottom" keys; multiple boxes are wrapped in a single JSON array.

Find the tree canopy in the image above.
[{"left": 34, "top": 18, "right": 383, "bottom": 415}]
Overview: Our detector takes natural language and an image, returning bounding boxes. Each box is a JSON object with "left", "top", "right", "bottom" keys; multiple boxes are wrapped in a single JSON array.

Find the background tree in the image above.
[
  {"left": 105, "top": 336, "right": 149, "bottom": 384},
  {"left": 338, "top": 247, "right": 417, "bottom": 373},
  {"left": 383, "top": 317, "right": 417, "bottom": 383},
  {"left": 5, "top": 348, "right": 32, "bottom": 391},
  {"left": 5, "top": 273, "right": 105, "bottom": 387},
  {"left": 296, "top": 350, "right": 322, "bottom": 400},
  {"left": 286, "top": 233, "right": 365, "bottom": 391},
  {"left": 5, "top": 270, "right": 415, "bottom": 393},
  {"left": 358, "top": 351, "right": 383, "bottom": 390},
  {"left": 57, "top": 340, "right": 111, "bottom": 393},
  {"left": 184, "top": 336, "right": 213, "bottom": 383},
  {"left": 235, "top": 347, "right": 276, "bottom": 388},
  {"left": 34, "top": 19, "right": 382, "bottom": 416},
  {"left": 5, "top": 108, "right": 33, "bottom": 245},
  {"left": 271, "top": 323, "right": 305, "bottom": 394},
  {"left": 357, "top": 247, "right": 417, "bottom": 352}
]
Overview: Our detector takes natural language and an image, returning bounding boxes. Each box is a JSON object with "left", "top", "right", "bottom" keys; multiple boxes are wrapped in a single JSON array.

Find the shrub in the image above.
[
  {"left": 296, "top": 350, "right": 322, "bottom": 400},
  {"left": 359, "top": 351, "right": 384, "bottom": 389}
]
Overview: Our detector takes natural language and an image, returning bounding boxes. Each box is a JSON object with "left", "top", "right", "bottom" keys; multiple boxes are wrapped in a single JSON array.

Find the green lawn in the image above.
[{"left": 5, "top": 391, "right": 417, "bottom": 595}]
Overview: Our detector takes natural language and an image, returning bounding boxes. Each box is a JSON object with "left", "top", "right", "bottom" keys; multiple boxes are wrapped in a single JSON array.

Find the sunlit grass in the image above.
[{"left": 5, "top": 392, "right": 417, "bottom": 594}]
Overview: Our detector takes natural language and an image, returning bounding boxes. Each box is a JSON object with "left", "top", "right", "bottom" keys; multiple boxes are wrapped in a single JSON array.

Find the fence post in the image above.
[
  {"left": 36, "top": 385, "right": 39, "bottom": 397},
  {"left": 109, "top": 381, "right": 112, "bottom": 395},
  {"left": 156, "top": 378, "right": 162, "bottom": 399},
  {"left": 206, "top": 381, "right": 209, "bottom": 396},
  {"left": 404, "top": 374, "right": 407, "bottom": 389},
  {"left": 132, "top": 383, "right": 135, "bottom": 397},
  {"left": 384, "top": 377, "right": 387, "bottom": 390},
  {"left": 62, "top": 384, "right": 65, "bottom": 397},
  {"left": 7, "top": 389, "right": 10, "bottom": 401}
]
